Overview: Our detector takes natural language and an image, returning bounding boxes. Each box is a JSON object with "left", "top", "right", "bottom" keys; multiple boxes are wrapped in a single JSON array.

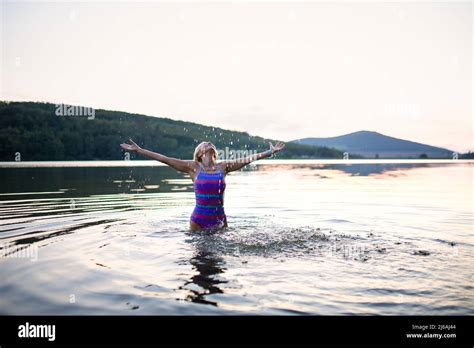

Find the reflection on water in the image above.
[
  {"left": 181, "top": 246, "right": 227, "bottom": 306},
  {"left": 0, "top": 161, "right": 457, "bottom": 197},
  {"left": 274, "top": 163, "right": 436, "bottom": 176},
  {"left": 0, "top": 161, "right": 473, "bottom": 314}
]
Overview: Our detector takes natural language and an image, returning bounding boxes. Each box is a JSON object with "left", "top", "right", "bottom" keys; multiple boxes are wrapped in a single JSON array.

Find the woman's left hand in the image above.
[{"left": 269, "top": 141, "right": 285, "bottom": 154}]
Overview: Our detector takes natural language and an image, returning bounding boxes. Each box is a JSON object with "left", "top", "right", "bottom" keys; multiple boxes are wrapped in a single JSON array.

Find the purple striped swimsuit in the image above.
[{"left": 191, "top": 166, "right": 227, "bottom": 229}]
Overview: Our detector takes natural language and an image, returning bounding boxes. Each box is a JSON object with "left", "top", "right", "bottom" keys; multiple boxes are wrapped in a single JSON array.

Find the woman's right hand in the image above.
[{"left": 120, "top": 138, "right": 142, "bottom": 153}]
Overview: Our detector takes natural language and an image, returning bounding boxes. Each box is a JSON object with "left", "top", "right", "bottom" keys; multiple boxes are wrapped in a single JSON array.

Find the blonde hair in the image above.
[{"left": 193, "top": 142, "right": 218, "bottom": 162}]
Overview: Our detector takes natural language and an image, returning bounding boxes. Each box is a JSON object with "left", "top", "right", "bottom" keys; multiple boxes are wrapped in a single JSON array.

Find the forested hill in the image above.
[
  {"left": 292, "top": 131, "right": 453, "bottom": 159},
  {"left": 0, "top": 101, "right": 344, "bottom": 161}
]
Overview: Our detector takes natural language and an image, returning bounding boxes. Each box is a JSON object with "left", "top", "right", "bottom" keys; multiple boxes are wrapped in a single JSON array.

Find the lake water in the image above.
[{"left": 0, "top": 160, "right": 472, "bottom": 315}]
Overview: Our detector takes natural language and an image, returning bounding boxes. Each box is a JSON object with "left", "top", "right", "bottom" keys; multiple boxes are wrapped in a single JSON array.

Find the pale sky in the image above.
[{"left": 1, "top": 1, "right": 473, "bottom": 152}]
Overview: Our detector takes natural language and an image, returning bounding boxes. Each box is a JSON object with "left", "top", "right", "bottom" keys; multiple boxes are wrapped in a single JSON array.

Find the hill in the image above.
[{"left": 292, "top": 131, "right": 454, "bottom": 159}]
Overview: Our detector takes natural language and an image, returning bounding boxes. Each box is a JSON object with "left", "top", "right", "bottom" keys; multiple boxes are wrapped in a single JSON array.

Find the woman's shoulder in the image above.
[
  {"left": 216, "top": 161, "right": 228, "bottom": 173},
  {"left": 187, "top": 161, "right": 201, "bottom": 179}
]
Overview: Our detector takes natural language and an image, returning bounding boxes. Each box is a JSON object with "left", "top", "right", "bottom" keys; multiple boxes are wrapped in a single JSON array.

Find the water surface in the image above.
[{"left": 0, "top": 160, "right": 472, "bottom": 314}]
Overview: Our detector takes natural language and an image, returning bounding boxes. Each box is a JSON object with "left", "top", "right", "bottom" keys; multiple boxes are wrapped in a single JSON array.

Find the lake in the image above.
[{"left": 0, "top": 160, "right": 472, "bottom": 314}]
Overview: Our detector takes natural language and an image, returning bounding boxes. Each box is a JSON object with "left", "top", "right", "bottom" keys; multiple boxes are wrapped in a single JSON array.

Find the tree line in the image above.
[{"left": 0, "top": 101, "right": 345, "bottom": 161}]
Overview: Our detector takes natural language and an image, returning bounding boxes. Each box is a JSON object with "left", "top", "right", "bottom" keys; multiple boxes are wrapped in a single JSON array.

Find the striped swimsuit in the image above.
[{"left": 191, "top": 165, "right": 227, "bottom": 229}]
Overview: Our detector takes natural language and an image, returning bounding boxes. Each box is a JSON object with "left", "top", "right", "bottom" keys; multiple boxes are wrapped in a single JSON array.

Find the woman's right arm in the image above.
[
  {"left": 120, "top": 139, "right": 196, "bottom": 174},
  {"left": 222, "top": 141, "right": 285, "bottom": 174}
]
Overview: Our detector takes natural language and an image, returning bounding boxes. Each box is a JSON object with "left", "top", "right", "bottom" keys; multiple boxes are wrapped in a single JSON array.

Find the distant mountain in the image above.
[
  {"left": 0, "top": 101, "right": 343, "bottom": 161},
  {"left": 291, "top": 131, "right": 454, "bottom": 159}
]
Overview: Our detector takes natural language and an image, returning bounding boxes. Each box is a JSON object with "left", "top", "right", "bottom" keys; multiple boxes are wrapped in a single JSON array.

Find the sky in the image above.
[{"left": 1, "top": 0, "right": 472, "bottom": 152}]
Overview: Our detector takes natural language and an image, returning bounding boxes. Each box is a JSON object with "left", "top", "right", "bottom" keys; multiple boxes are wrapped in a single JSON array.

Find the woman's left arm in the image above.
[{"left": 222, "top": 141, "right": 285, "bottom": 174}]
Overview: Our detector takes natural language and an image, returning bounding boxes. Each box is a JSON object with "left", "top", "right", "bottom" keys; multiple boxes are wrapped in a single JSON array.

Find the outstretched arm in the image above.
[
  {"left": 120, "top": 139, "right": 195, "bottom": 174},
  {"left": 222, "top": 142, "right": 285, "bottom": 174}
]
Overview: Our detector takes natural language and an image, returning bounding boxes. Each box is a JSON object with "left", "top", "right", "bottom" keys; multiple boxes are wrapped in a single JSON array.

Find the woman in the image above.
[{"left": 120, "top": 139, "right": 285, "bottom": 231}]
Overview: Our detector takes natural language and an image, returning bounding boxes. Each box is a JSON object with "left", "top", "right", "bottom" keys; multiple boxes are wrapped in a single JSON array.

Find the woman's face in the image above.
[{"left": 200, "top": 142, "right": 216, "bottom": 161}]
